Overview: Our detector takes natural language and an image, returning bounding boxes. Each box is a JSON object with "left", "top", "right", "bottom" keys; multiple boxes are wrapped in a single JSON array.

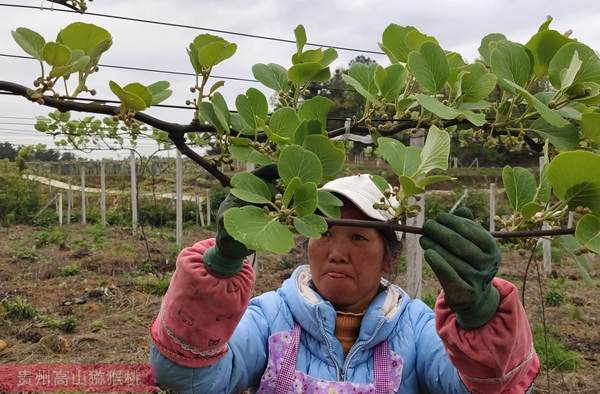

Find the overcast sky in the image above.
[{"left": 1, "top": 0, "right": 600, "bottom": 159}]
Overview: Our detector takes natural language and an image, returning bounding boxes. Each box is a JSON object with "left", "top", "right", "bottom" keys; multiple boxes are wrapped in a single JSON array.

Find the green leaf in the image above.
[
  {"left": 575, "top": 214, "right": 600, "bottom": 254},
  {"left": 318, "top": 48, "right": 338, "bottom": 67},
  {"left": 559, "top": 50, "right": 583, "bottom": 90},
  {"left": 525, "top": 29, "right": 571, "bottom": 77},
  {"left": 502, "top": 166, "right": 537, "bottom": 212},
  {"left": 377, "top": 137, "right": 421, "bottom": 177},
  {"left": 299, "top": 96, "right": 334, "bottom": 128},
  {"left": 490, "top": 40, "right": 531, "bottom": 92},
  {"left": 417, "top": 125, "right": 450, "bottom": 174},
  {"left": 294, "top": 182, "right": 318, "bottom": 217},
  {"left": 294, "top": 25, "right": 307, "bottom": 54},
  {"left": 198, "top": 102, "right": 228, "bottom": 134},
  {"left": 235, "top": 88, "right": 268, "bottom": 131},
  {"left": 399, "top": 176, "right": 424, "bottom": 197},
  {"left": 124, "top": 83, "right": 153, "bottom": 108},
  {"left": 293, "top": 120, "right": 323, "bottom": 146},
  {"left": 369, "top": 174, "right": 390, "bottom": 194},
  {"left": 380, "top": 24, "right": 422, "bottom": 63},
  {"left": 536, "top": 164, "right": 552, "bottom": 204},
  {"left": 294, "top": 214, "right": 328, "bottom": 238},
  {"left": 459, "top": 63, "right": 498, "bottom": 102},
  {"left": 548, "top": 151, "right": 600, "bottom": 213},
  {"left": 415, "top": 175, "right": 454, "bottom": 188},
  {"left": 187, "top": 44, "right": 201, "bottom": 74},
  {"left": 447, "top": 52, "right": 466, "bottom": 69},
  {"left": 414, "top": 94, "right": 459, "bottom": 120},
  {"left": 478, "top": 33, "right": 507, "bottom": 65},
  {"left": 191, "top": 34, "right": 237, "bottom": 68},
  {"left": 288, "top": 62, "right": 329, "bottom": 84},
  {"left": 252, "top": 63, "right": 289, "bottom": 91},
  {"left": 504, "top": 80, "right": 569, "bottom": 128},
  {"left": 317, "top": 190, "right": 343, "bottom": 218},
  {"left": 278, "top": 145, "right": 323, "bottom": 185},
  {"left": 209, "top": 81, "right": 225, "bottom": 95},
  {"left": 342, "top": 63, "right": 378, "bottom": 102},
  {"left": 530, "top": 118, "right": 579, "bottom": 151},
  {"left": 407, "top": 41, "right": 449, "bottom": 94},
  {"left": 12, "top": 27, "right": 45, "bottom": 60},
  {"left": 581, "top": 112, "right": 600, "bottom": 143},
  {"left": 283, "top": 176, "right": 302, "bottom": 208},
  {"left": 269, "top": 107, "right": 300, "bottom": 139},
  {"left": 223, "top": 206, "right": 294, "bottom": 254},
  {"left": 49, "top": 64, "right": 73, "bottom": 78},
  {"left": 42, "top": 42, "right": 71, "bottom": 67},
  {"left": 228, "top": 145, "right": 272, "bottom": 166},
  {"left": 521, "top": 202, "right": 544, "bottom": 220},
  {"left": 375, "top": 64, "right": 407, "bottom": 102},
  {"left": 211, "top": 92, "right": 231, "bottom": 126},
  {"left": 558, "top": 235, "right": 594, "bottom": 285},
  {"left": 457, "top": 108, "right": 486, "bottom": 127},
  {"left": 231, "top": 113, "right": 254, "bottom": 136},
  {"left": 57, "top": 22, "right": 112, "bottom": 57},
  {"left": 109, "top": 80, "right": 147, "bottom": 112},
  {"left": 230, "top": 172, "right": 272, "bottom": 204},
  {"left": 548, "top": 42, "right": 600, "bottom": 89},
  {"left": 404, "top": 30, "right": 438, "bottom": 53},
  {"left": 302, "top": 134, "right": 345, "bottom": 178},
  {"left": 293, "top": 48, "right": 324, "bottom": 64},
  {"left": 538, "top": 16, "right": 553, "bottom": 32}
]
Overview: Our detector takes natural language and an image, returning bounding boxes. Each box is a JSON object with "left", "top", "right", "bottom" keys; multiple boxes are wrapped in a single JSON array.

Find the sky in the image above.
[{"left": 1, "top": 0, "right": 600, "bottom": 159}]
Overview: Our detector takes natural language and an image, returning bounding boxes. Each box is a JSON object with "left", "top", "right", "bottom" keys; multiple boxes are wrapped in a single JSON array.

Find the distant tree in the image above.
[{"left": 0, "top": 142, "right": 18, "bottom": 161}]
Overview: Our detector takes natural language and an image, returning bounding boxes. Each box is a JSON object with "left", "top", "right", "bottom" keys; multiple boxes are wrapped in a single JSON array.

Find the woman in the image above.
[{"left": 150, "top": 171, "right": 539, "bottom": 393}]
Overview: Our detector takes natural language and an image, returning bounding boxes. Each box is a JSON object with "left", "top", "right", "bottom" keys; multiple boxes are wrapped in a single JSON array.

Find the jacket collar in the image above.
[{"left": 280, "top": 265, "right": 407, "bottom": 351}]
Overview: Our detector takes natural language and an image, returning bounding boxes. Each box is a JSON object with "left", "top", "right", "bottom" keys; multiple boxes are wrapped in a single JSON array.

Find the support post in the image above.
[
  {"left": 100, "top": 161, "right": 107, "bottom": 226},
  {"left": 80, "top": 167, "right": 86, "bottom": 225},
  {"left": 67, "top": 179, "right": 72, "bottom": 225},
  {"left": 176, "top": 150, "right": 183, "bottom": 246},
  {"left": 57, "top": 193, "right": 63, "bottom": 226},
  {"left": 489, "top": 183, "right": 496, "bottom": 232},
  {"left": 539, "top": 156, "right": 551, "bottom": 276},
  {"left": 206, "top": 190, "right": 211, "bottom": 226},
  {"left": 406, "top": 130, "right": 425, "bottom": 299},
  {"left": 130, "top": 151, "right": 138, "bottom": 235}
]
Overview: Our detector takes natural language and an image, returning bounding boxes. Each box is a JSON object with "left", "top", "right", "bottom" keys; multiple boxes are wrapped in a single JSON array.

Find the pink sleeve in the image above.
[
  {"left": 150, "top": 238, "right": 255, "bottom": 368},
  {"left": 435, "top": 278, "right": 540, "bottom": 394}
]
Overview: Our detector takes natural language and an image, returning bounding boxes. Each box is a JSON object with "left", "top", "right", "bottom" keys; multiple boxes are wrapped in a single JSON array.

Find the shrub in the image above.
[
  {"left": 61, "top": 265, "right": 80, "bottom": 277},
  {"left": 0, "top": 170, "right": 42, "bottom": 225},
  {"left": 11, "top": 247, "right": 39, "bottom": 262},
  {"left": 2, "top": 296, "right": 37, "bottom": 320},
  {"left": 132, "top": 274, "right": 171, "bottom": 296}
]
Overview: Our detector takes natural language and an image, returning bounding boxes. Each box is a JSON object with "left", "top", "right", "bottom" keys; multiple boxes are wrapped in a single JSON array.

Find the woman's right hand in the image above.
[{"left": 204, "top": 164, "right": 279, "bottom": 277}]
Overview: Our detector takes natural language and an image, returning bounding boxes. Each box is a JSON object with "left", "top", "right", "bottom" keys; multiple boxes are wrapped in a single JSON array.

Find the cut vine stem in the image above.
[{"left": 323, "top": 218, "right": 575, "bottom": 239}]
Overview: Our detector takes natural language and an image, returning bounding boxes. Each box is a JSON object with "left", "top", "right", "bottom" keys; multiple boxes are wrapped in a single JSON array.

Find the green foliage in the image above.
[
  {"left": 11, "top": 247, "right": 40, "bottom": 262},
  {"left": 420, "top": 291, "right": 438, "bottom": 310},
  {"left": 33, "top": 228, "right": 69, "bottom": 249},
  {"left": 132, "top": 274, "right": 171, "bottom": 296},
  {"left": 0, "top": 170, "right": 42, "bottom": 225},
  {"left": 2, "top": 296, "right": 38, "bottom": 320},
  {"left": 61, "top": 265, "right": 81, "bottom": 277},
  {"left": 90, "top": 319, "right": 105, "bottom": 332},
  {"left": 532, "top": 326, "right": 580, "bottom": 371}
]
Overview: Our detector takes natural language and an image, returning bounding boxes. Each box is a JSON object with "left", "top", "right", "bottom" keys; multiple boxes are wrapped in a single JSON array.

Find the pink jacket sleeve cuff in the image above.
[
  {"left": 436, "top": 278, "right": 540, "bottom": 394},
  {"left": 150, "top": 238, "right": 255, "bottom": 368}
]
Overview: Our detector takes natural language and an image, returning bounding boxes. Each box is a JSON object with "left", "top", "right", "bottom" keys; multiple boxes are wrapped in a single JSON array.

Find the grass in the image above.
[
  {"left": 2, "top": 296, "right": 38, "bottom": 320},
  {"left": 132, "top": 273, "right": 171, "bottom": 296},
  {"left": 39, "top": 315, "right": 78, "bottom": 333},
  {"left": 61, "top": 265, "right": 81, "bottom": 276},
  {"left": 533, "top": 325, "right": 580, "bottom": 372},
  {"left": 11, "top": 247, "right": 40, "bottom": 262}
]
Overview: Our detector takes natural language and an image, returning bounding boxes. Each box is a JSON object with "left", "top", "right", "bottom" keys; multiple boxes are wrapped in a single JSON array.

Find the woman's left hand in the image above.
[{"left": 419, "top": 207, "right": 501, "bottom": 330}]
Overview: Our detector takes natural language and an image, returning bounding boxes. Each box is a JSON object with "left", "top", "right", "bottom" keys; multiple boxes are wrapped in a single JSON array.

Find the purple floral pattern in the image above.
[{"left": 256, "top": 328, "right": 403, "bottom": 393}]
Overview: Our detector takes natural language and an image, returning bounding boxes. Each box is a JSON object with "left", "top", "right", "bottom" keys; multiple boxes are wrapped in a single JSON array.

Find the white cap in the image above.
[{"left": 320, "top": 174, "right": 403, "bottom": 240}]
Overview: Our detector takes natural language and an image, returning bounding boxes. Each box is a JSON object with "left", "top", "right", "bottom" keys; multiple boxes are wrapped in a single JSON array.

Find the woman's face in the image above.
[{"left": 307, "top": 202, "right": 388, "bottom": 313}]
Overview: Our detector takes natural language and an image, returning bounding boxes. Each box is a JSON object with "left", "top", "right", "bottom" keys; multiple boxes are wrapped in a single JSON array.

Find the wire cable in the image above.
[{"left": 0, "top": 2, "right": 385, "bottom": 55}]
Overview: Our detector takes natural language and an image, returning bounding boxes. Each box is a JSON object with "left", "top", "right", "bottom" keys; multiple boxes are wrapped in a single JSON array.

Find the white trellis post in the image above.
[
  {"left": 57, "top": 193, "right": 63, "bottom": 226},
  {"left": 80, "top": 167, "right": 86, "bottom": 225},
  {"left": 176, "top": 150, "right": 183, "bottom": 246},
  {"left": 196, "top": 195, "right": 206, "bottom": 227},
  {"left": 67, "top": 179, "right": 72, "bottom": 225},
  {"left": 130, "top": 151, "right": 138, "bottom": 235},
  {"left": 567, "top": 212, "right": 574, "bottom": 228},
  {"left": 405, "top": 130, "right": 425, "bottom": 299},
  {"left": 206, "top": 190, "right": 211, "bottom": 226},
  {"left": 246, "top": 162, "right": 256, "bottom": 172},
  {"left": 539, "top": 156, "right": 552, "bottom": 276},
  {"left": 100, "top": 161, "right": 106, "bottom": 227},
  {"left": 489, "top": 183, "right": 496, "bottom": 232}
]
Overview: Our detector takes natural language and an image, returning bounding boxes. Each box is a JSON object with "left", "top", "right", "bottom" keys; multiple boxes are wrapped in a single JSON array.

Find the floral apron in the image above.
[{"left": 256, "top": 323, "right": 403, "bottom": 394}]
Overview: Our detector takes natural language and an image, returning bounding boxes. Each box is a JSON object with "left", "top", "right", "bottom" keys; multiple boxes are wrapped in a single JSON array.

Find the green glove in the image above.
[
  {"left": 204, "top": 164, "right": 279, "bottom": 277},
  {"left": 419, "top": 207, "right": 500, "bottom": 330}
]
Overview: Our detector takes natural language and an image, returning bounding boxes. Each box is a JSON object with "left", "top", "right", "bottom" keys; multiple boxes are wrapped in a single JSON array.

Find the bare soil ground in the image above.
[{"left": 0, "top": 224, "right": 599, "bottom": 393}]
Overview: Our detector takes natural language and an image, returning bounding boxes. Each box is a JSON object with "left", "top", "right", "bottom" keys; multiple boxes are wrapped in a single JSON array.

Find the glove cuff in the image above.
[
  {"left": 203, "top": 246, "right": 245, "bottom": 277},
  {"left": 454, "top": 284, "right": 500, "bottom": 330}
]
